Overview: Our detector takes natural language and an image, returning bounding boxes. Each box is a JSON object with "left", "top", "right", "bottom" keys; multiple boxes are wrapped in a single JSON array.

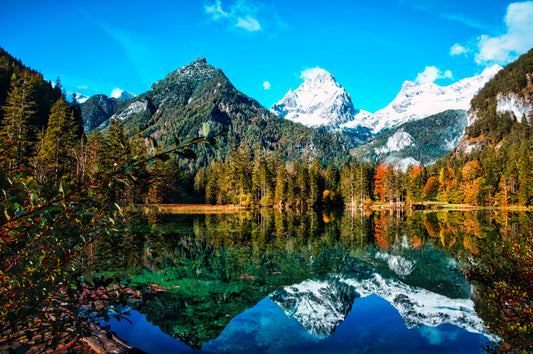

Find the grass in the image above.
[{"left": 129, "top": 204, "right": 247, "bottom": 214}]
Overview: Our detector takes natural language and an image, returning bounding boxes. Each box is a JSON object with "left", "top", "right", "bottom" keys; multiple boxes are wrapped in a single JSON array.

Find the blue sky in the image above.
[{"left": 1, "top": 0, "right": 532, "bottom": 113}]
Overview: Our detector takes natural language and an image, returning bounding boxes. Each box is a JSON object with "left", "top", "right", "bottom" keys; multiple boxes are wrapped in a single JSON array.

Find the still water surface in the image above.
[{"left": 91, "top": 209, "right": 517, "bottom": 353}]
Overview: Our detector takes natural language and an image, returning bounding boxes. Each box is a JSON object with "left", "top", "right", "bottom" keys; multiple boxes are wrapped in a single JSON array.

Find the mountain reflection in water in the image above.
[{"left": 92, "top": 209, "right": 519, "bottom": 353}]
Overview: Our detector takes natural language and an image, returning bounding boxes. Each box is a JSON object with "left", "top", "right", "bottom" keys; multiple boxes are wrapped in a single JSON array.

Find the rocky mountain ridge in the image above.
[
  {"left": 81, "top": 57, "right": 353, "bottom": 167},
  {"left": 270, "top": 273, "right": 496, "bottom": 341},
  {"left": 270, "top": 68, "right": 364, "bottom": 129},
  {"left": 341, "top": 65, "right": 502, "bottom": 134}
]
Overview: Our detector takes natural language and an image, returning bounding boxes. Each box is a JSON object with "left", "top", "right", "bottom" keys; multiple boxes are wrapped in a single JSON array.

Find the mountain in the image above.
[
  {"left": 92, "top": 58, "right": 352, "bottom": 167},
  {"left": 341, "top": 65, "right": 502, "bottom": 135},
  {"left": 71, "top": 92, "right": 89, "bottom": 104},
  {"left": 270, "top": 68, "right": 368, "bottom": 130},
  {"left": 351, "top": 110, "right": 468, "bottom": 168},
  {"left": 454, "top": 48, "right": 533, "bottom": 156},
  {"left": 80, "top": 94, "right": 132, "bottom": 132},
  {"left": 270, "top": 273, "right": 496, "bottom": 341},
  {"left": 111, "top": 89, "right": 136, "bottom": 100}
]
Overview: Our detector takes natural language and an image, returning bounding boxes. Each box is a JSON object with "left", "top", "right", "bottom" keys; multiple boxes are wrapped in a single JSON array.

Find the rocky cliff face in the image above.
[
  {"left": 351, "top": 110, "right": 468, "bottom": 168},
  {"left": 80, "top": 94, "right": 119, "bottom": 132},
  {"left": 496, "top": 92, "right": 533, "bottom": 122}
]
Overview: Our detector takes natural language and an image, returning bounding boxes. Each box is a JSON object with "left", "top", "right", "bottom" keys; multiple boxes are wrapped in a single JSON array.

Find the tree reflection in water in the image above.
[{"left": 87, "top": 209, "right": 532, "bottom": 352}]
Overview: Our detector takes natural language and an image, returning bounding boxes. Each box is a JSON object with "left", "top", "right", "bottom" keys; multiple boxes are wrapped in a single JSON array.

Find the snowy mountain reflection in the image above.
[{"left": 95, "top": 209, "right": 512, "bottom": 353}]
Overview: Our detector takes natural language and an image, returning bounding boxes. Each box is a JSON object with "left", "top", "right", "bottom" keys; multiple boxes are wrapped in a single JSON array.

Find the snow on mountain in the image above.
[
  {"left": 374, "top": 129, "right": 414, "bottom": 155},
  {"left": 342, "top": 65, "right": 502, "bottom": 134},
  {"left": 270, "top": 273, "right": 496, "bottom": 341},
  {"left": 270, "top": 68, "right": 362, "bottom": 129},
  {"left": 269, "top": 277, "right": 356, "bottom": 338},
  {"left": 375, "top": 251, "right": 415, "bottom": 278},
  {"left": 111, "top": 88, "right": 136, "bottom": 100},
  {"left": 341, "top": 273, "right": 497, "bottom": 341},
  {"left": 70, "top": 92, "right": 89, "bottom": 104}
]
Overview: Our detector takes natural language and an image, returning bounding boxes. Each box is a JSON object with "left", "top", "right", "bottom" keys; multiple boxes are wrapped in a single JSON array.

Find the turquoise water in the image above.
[{"left": 95, "top": 210, "right": 501, "bottom": 353}]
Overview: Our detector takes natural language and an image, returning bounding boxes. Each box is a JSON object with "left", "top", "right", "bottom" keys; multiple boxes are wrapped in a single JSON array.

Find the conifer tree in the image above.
[
  {"left": 309, "top": 157, "right": 323, "bottom": 207},
  {"left": 0, "top": 71, "right": 37, "bottom": 173},
  {"left": 518, "top": 145, "right": 532, "bottom": 205},
  {"left": 36, "top": 97, "right": 81, "bottom": 185}
]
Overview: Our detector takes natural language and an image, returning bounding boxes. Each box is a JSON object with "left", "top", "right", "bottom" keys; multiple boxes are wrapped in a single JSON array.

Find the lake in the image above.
[{"left": 88, "top": 209, "right": 531, "bottom": 353}]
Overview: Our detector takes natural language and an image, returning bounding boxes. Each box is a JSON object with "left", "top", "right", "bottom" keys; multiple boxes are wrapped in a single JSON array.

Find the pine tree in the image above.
[
  {"left": 36, "top": 97, "right": 81, "bottom": 186},
  {"left": 309, "top": 157, "right": 323, "bottom": 207},
  {"left": 0, "top": 71, "right": 37, "bottom": 173},
  {"left": 518, "top": 145, "right": 532, "bottom": 205},
  {"left": 274, "top": 164, "right": 288, "bottom": 209}
]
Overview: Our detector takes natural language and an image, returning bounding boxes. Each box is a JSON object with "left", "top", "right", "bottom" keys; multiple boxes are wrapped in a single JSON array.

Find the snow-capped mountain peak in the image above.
[
  {"left": 111, "top": 89, "right": 136, "bottom": 100},
  {"left": 270, "top": 273, "right": 496, "bottom": 341},
  {"left": 270, "top": 68, "right": 358, "bottom": 129},
  {"left": 341, "top": 65, "right": 502, "bottom": 135}
]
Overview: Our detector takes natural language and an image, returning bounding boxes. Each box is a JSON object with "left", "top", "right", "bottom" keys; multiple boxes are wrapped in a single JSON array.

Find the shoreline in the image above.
[{"left": 129, "top": 203, "right": 532, "bottom": 214}]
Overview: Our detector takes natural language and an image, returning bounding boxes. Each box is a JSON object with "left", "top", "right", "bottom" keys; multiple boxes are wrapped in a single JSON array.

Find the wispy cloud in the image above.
[
  {"left": 400, "top": 0, "right": 492, "bottom": 32},
  {"left": 450, "top": 43, "right": 469, "bottom": 56},
  {"left": 204, "top": 0, "right": 262, "bottom": 32},
  {"left": 441, "top": 13, "right": 491, "bottom": 32},
  {"left": 263, "top": 81, "right": 271, "bottom": 90},
  {"left": 236, "top": 15, "right": 261, "bottom": 31},
  {"left": 415, "top": 66, "right": 453, "bottom": 84},
  {"left": 474, "top": 1, "right": 533, "bottom": 65},
  {"left": 205, "top": 0, "right": 228, "bottom": 20}
]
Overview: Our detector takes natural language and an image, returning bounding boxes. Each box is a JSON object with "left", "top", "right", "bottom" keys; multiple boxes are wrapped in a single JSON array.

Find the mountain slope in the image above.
[
  {"left": 80, "top": 94, "right": 126, "bottom": 132},
  {"left": 455, "top": 48, "right": 533, "bottom": 156},
  {"left": 351, "top": 110, "right": 468, "bottom": 167},
  {"left": 102, "top": 58, "right": 352, "bottom": 167},
  {"left": 0, "top": 47, "right": 63, "bottom": 132},
  {"left": 342, "top": 65, "right": 501, "bottom": 135},
  {"left": 270, "top": 68, "right": 367, "bottom": 130}
]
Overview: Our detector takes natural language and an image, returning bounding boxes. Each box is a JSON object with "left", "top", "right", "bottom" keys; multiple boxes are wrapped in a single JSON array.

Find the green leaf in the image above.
[
  {"left": 215, "top": 129, "right": 229, "bottom": 136},
  {"left": 202, "top": 122, "right": 211, "bottom": 137}
]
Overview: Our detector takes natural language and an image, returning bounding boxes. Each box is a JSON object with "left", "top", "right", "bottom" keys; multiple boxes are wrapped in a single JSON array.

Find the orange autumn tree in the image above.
[
  {"left": 461, "top": 160, "right": 486, "bottom": 205},
  {"left": 422, "top": 176, "right": 439, "bottom": 201},
  {"left": 374, "top": 163, "right": 388, "bottom": 202}
]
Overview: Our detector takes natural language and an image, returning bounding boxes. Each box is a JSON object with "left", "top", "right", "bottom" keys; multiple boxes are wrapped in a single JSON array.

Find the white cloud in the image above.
[
  {"left": 300, "top": 67, "right": 324, "bottom": 80},
  {"left": 450, "top": 43, "right": 469, "bottom": 56},
  {"left": 263, "top": 81, "right": 271, "bottom": 90},
  {"left": 77, "top": 85, "right": 89, "bottom": 90},
  {"left": 236, "top": 15, "right": 261, "bottom": 31},
  {"left": 475, "top": 1, "right": 533, "bottom": 64},
  {"left": 111, "top": 88, "right": 124, "bottom": 98},
  {"left": 415, "top": 66, "right": 453, "bottom": 84},
  {"left": 204, "top": 0, "right": 262, "bottom": 32}
]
